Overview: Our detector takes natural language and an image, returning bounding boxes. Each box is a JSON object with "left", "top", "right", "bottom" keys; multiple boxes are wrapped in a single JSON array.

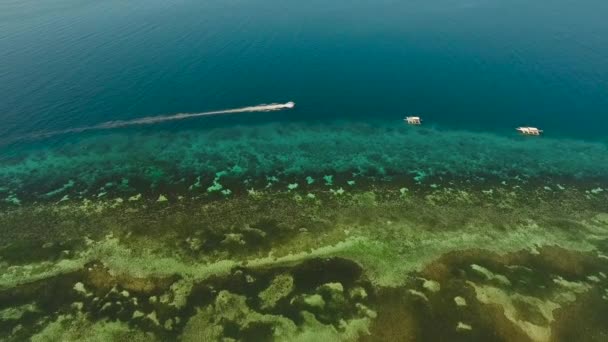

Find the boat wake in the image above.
[{"left": 19, "top": 102, "right": 295, "bottom": 142}]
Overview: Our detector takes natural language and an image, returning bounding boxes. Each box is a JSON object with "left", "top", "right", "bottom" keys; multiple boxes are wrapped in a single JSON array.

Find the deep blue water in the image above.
[{"left": 1, "top": 0, "right": 608, "bottom": 147}]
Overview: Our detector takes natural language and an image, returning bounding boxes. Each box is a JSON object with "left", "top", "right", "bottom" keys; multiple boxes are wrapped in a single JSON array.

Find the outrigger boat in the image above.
[
  {"left": 516, "top": 127, "right": 543, "bottom": 135},
  {"left": 404, "top": 116, "right": 422, "bottom": 125}
]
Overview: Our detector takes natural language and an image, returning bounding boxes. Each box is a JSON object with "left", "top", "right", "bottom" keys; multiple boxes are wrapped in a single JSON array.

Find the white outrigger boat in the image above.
[
  {"left": 404, "top": 116, "right": 422, "bottom": 125},
  {"left": 516, "top": 127, "right": 543, "bottom": 136}
]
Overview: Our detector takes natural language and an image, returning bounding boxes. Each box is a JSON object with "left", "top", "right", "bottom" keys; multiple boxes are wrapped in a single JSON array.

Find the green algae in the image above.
[
  {"left": 2, "top": 183, "right": 607, "bottom": 292},
  {"left": 128, "top": 194, "right": 142, "bottom": 201},
  {"left": 375, "top": 241, "right": 608, "bottom": 340},
  {"left": 0, "top": 173, "right": 607, "bottom": 340},
  {"left": 0, "top": 303, "right": 38, "bottom": 321},
  {"left": 338, "top": 221, "right": 604, "bottom": 288},
  {"left": 259, "top": 273, "right": 294, "bottom": 310},
  {"left": 30, "top": 312, "right": 155, "bottom": 342},
  {"left": 302, "top": 294, "right": 326, "bottom": 309},
  {"left": 182, "top": 290, "right": 294, "bottom": 341},
  {"left": 0, "top": 231, "right": 363, "bottom": 292},
  {"left": 468, "top": 282, "right": 563, "bottom": 341},
  {"left": 2, "top": 235, "right": 607, "bottom": 341},
  {"left": 159, "top": 279, "right": 193, "bottom": 309},
  {"left": 181, "top": 290, "right": 372, "bottom": 342}
]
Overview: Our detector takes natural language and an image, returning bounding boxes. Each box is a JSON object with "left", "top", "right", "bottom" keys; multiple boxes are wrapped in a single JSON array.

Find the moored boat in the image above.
[
  {"left": 404, "top": 116, "right": 422, "bottom": 125},
  {"left": 516, "top": 127, "right": 543, "bottom": 135}
]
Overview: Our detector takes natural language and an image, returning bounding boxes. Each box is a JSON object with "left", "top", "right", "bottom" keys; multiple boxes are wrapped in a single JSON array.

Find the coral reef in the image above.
[
  {"left": 1, "top": 121, "right": 607, "bottom": 206},
  {"left": 1, "top": 122, "right": 607, "bottom": 340}
]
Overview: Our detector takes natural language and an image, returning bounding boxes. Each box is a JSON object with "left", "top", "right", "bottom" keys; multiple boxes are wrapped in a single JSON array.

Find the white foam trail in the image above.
[{"left": 23, "top": 102, "right": 295, "bottom": 140}]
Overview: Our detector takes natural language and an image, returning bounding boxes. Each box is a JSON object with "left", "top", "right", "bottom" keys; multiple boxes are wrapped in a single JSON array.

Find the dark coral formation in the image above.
[{"left": 1, "top": 141, "right": 607, "bottom": 340}]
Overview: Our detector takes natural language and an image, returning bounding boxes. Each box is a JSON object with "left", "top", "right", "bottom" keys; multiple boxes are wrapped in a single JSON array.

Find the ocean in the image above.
[
  {"left": 1, "top": 1, "right": 608, "bottom": 341},
  {"left": 2, "top": 0, "right": 608, "bottom": 143}
]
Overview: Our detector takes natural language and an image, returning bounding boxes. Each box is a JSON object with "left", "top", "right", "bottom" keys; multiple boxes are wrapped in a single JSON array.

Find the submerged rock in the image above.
[
  {"left": 454, "top": 296, "right": 467, "bottom": 307},
  {"left": 319, "top": 282, "right": 344, "bottom": 293},
  {"left": 259, "top": 273, "right": 294, "bottom": 310},
  {"left": 128, "top": 194, "right": 142, "bottom": 201},
  {"left": 181, "top": 290, "right": 371, "bottom": 342},
  {"left": 456, "top": 322, "right": 472, "bottom": 331},
  {"left": 470, "top": 264, "right": 511, "bottom": 287},
  {"left": 0, "top": 303, "right": 38, "bottom": 321},
  {"left": 422, "top": 279, "right": 440, "bottom": 293},
  {"left": 302, "top": 294, "right": 326, "bottom": 309},
  {"left": 30, "top": 312, "right": 155, "bottom": 342},
  {"left": 349, "top": 287, "right": 368, "bottom": 300}
]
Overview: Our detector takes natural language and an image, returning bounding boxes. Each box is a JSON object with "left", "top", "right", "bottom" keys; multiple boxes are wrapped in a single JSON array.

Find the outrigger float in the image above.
[
  {"left": 404, "top": 116, "right": 422, "bottom": 125},
  {"left": 516, "top": 127, "right": 543, "bottom": 136}
]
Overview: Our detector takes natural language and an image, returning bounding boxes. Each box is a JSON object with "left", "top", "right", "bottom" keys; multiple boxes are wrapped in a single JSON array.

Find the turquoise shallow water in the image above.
[{"left": 2, "top": 121, "right": 608, "bottom": 205}]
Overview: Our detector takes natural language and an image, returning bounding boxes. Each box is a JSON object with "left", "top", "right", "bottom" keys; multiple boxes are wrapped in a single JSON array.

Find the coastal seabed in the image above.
[{"left": 1, "top": 122, "right": 608, "bottom": 341}]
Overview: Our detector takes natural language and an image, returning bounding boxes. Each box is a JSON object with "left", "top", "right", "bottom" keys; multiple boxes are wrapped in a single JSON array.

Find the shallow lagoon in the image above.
[{"left": 1, "top": 122, "right": 608, "bottom": 341}]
